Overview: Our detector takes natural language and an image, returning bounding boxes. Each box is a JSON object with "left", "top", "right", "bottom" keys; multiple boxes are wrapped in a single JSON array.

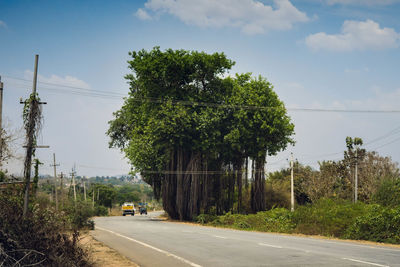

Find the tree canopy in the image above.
[{"left": 108, "top": 47, "right": 294, "bottom": 220}]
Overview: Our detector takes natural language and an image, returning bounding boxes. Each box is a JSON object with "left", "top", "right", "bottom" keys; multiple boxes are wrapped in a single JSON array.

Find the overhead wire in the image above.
[
  {"left": 4, "top": 75, "right": 400, "bottom": 174},
  {"left": 4, "top": 74, "right": 400, "bottom": 113}
]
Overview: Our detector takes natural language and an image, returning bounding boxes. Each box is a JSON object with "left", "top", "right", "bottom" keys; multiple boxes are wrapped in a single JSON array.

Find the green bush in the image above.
[
  {"left": 292, "top": 198, "right": 367, "bottom": 237},
  {"left": 208, "top": 208, "right": 295, "bottom": 233},
  {"left": 373, "top": 178, "right": 400, "bottom": 207},
  {"left": 195, "top": 214, "right": 218, "bottom": 224},
  {"left": 345, "top": 205, "right": 400, "bottom": 244},
  {"left": 202, "top": 199, "right": 400, "bottom": 244},
  {"left": 62, "top": 200, "right": 95, "bottom": 230},
  {"left": 94, "top": 205, "right": 109, "bottom": 216}
]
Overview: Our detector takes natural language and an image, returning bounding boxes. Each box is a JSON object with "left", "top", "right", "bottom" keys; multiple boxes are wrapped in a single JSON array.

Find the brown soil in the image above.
[{"left": 79, "top": 232, "right": 139, "bottom": 267}]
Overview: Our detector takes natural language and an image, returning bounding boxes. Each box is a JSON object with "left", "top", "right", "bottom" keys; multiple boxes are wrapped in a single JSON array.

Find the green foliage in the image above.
[
  {"left": 373, "top": 178, "right": 400, "bottom": 207},
  {"left": 207, "top": 208, "right": 295, "bottom": 233},
  {"left": 108, "top": 47, "right": 295, "bottom": 218},
  {"left": 205, "top": 199, "right": 400, "bottom": 244},
  {"left": 195, "top": 214, "right": 218, "bottom": 224},
  {"left": 93, "top": 205, "right": 109, "bottom": 216},
  {"left": 91, "top": 184, "right": 116, "bottom": 209},
  {"left": 115, "top": 184, "right": 145, "bottom": 205},
  {"left": 62, "top": 200, "right": 95, "bottom": 230},
  {"left": 0, "top": 170, "right": 5, "bottom": 182},
  {"left": 292, "top": 198, "right": 367, "bottom": 237},
  {"left": 345, "top": 205, "right": 400, "bottom": 243}
]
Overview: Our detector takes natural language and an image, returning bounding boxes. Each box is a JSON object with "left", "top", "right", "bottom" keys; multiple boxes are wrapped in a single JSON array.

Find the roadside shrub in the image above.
[
  {"left": 373, "top": 178, "right": 400, "bottom": 207},
  {"left": 345, "top": 205, "right": 400, "bottom": 244},
  {"left": 208, "top": 208, "right": 295, "bottom": 232},
  {"left": 265, "top": 183, "right": 290, "bottom": 210},
  {"left": 62, "top": 200, "right": 95, "bottom": 230},
  {"left": 292, "top": 198, "right": 367, "bottom": 237},
  {"left": 202, "top": 198, "right": 400, "bottom": 244},
  {"left": 94, "top": 205, "right": 109, "bottom": 216},
  {"left": 0, "top": 193, "right": 93, "bottom": 266},
  {"left": 195, "top": 214, "right": 218, "bottom": 224}
]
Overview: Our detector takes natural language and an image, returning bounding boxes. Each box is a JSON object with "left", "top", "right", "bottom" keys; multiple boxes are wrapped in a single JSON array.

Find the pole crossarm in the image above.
[{"left": 23, "top": 145, "right": 50, "bottom": 148}]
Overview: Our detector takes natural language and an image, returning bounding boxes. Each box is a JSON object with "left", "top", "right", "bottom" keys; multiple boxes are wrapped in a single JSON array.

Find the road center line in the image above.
[
  {"left": 213, "top": 235, "right": 227, "bottom": 239},
  {"left": 258, "top": 243, "right": 283, "bottom": 249},
  {"left": 96, "top": 226, "right": 202, "bottom": 267},
  {"left": 342, "top": 258, "right": 389, "bottom": 267}
]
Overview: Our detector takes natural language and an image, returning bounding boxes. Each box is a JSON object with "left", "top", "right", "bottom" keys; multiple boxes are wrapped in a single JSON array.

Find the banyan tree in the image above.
[{"left": 108, "top": 47, "right": 294, "bottom": 220}]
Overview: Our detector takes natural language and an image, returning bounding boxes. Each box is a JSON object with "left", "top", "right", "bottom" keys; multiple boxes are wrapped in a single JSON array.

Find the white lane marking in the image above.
[
  {"left": 276, "top": 236, "right": 400, "bottom": 252},
  {"left": 343, "top": 258, "right": 389, "bottom": 267},
  {"left": 258, "top": 243, "right": 283, "bottom": 249},
  {"left": 213, "top": 235, "right": 227, "bottom": 239},
  {"left": 96, "top": 226, "right": 202, "bottom": 267},
  {"left": 323, "top": 241, "right": 400, "bottom": 251},
  {"left": 182, "top": 230, "right": 194, "bottom": 233}
]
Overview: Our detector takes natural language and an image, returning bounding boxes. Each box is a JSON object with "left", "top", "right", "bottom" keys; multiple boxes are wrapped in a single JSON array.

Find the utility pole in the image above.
[
  {"left": 354, "top": 149, "right": 358, "bottom": 203},
  {"left": 83, "top": 177, "right": 87, "bottom": 201},
  {"left": 70, "top": 167, "right": 76, "bottom": 202},
  {"left": 22, "top": 55, "right": 45, "bottom": 217},
  {"left": 0, "top": 76, "right": 3, "bottom": 162},
  {"left": 290, "top": 153, "right": 294, "bottom": 212},
  {"left": 60, "top": 172, "right": 64, "bottom": 208},
  {"left": 50, "top": 153, "right": 60, "bottom": 210},
  {"left": 92, "top": 187, "right": 95, "bottom": 208}
]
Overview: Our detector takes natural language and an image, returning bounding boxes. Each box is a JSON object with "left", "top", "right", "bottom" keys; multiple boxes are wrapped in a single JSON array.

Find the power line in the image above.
[
  {"left": 370, "top": 136, "right": 400, "bottom": 151},
  {"left": 364, "top": 125, "right": 400, "bottom": 146},
  {"left": 3, "top": 75, "right": 126, "bottom": 96},
  {"left": 4, "top": 75, "right": 400, "bottom": 113}
]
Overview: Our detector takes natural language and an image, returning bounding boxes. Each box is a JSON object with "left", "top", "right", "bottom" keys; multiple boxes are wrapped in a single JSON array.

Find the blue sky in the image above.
[{"left": 1, "top": 0, "right": 400, "bottom": 176}]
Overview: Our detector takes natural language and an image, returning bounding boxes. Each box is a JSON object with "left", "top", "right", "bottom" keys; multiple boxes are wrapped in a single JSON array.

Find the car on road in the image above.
[{"left": 122, "top": 202, "right": 135, "bottom": 216}]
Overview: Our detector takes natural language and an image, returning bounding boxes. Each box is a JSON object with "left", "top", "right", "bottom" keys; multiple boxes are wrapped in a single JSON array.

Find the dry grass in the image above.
[
  {"left": 80, "top": 232, "right": 138, "bottom": 267},
  {"left": 109, "top": 207, "right": 123, "bottom": 216}
]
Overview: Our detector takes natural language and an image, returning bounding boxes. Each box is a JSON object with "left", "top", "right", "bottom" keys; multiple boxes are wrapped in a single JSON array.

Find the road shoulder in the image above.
[{"left": 79, "top": 231, "right": 139, "bottom": 267}]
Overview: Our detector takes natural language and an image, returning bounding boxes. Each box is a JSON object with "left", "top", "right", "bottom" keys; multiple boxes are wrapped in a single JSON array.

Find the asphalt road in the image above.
[{"left": 93, "top": 212, "right": 400, "bottom": 267}]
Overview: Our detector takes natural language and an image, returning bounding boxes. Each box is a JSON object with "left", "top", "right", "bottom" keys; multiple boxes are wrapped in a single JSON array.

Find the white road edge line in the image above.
[
  {"left": 258, "top": 243, "right": 283, "bottom": 249},
  {"left": 96, "top": 226, "right": 202, "bottom": 267},
  {"left": 213, "top": 235, "right": 227, "bottom": 239},
  {"left": 342, "top": 258, "right": 389, "bottom": 267}
]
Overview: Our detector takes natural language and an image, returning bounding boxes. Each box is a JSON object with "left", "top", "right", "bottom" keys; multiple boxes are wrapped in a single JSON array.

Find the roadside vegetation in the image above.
[
  {"left": 108, "top": 47, "right": 400, "bottom": 244},
  {"left": 197, "top": 199, "right": 400, "bottom": 244},
  {"left": 193, "top": 148, "right": 400, "bottom": 244},
  {"left": 0, "top": 189, "right": 93, "bottom": 266},
  {"left": 0, "top": 174, "right": 156, "bottom": 265}
]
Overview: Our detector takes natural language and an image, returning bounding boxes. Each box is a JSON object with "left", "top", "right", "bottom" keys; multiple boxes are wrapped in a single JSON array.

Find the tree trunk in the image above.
[{"left": 251, "top": 157, "right": 266, "bottom": 212}]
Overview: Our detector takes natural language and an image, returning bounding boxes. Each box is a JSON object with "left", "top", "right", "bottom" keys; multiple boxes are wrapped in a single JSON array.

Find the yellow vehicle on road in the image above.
[{"left": 122, "top": 202, "right": 135, "bottom": 216}]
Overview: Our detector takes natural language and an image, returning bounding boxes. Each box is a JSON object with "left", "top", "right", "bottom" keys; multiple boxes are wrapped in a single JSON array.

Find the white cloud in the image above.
[
  {"left": 24, "top": 70, "right": 91, "bottom": 89},
  {"left": 135, "top": 8, "right": 152, "bottom": 20},
  {"left": 0, "top": 20, "right": 7, "bottom": 28},
  {"left": 305, "top": 19, "right": 400, "bottom": 51},
  {"left": 326, "top": 0, "right": 399, "bottom": 5},
  {"left": 137, "top": 0, "right": 309, "bottom": 34}
]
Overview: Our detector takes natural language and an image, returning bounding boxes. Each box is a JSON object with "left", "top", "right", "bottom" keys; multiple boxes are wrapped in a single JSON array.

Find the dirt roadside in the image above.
[{"left": 80, "top": 232, "right": 139, "bottom": 267}]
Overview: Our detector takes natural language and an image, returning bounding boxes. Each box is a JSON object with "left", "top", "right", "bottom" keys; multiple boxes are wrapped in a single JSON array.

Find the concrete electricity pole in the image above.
[
  {"left": 92, "top": 188, "right": 95, "bottom": 208},
  {"left": 83, "top": 177, "right": 87, "bottom": 201},
  {"left": 70, "top": 167, "right": 77, "bottom": 202},
  {"left": 60, "top": 172, "right": 64, "bottom": 207},
  {"left": 50, "top": 153, "right": 60, "bottom": 210},
  {"left": 290, "top": 153, "right": 294, "bottom": 212},
  {"left": 22, "top": 55, "right": 40, "bottom": 217},
  {"left": 354, "top": 149, "right": 358, "bottom": 203},
  {"left": 0, "top": 76, "right": 3, "bottom": 160},
  {"left": 0, "top": 75, "right": 3, "bottom": 131}
]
